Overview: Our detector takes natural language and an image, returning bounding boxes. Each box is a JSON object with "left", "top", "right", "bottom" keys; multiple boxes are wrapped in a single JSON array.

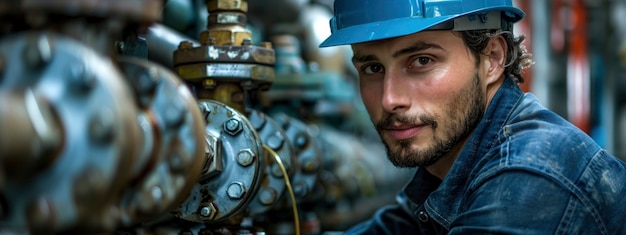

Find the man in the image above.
[{"left": 319, "top": 0, "right": 626, "bottom": 234}]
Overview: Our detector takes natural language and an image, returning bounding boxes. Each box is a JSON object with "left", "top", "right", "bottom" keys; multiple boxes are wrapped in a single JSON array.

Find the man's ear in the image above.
[{"left": 482, "top": 35, "right": 507, "bottom": 84}]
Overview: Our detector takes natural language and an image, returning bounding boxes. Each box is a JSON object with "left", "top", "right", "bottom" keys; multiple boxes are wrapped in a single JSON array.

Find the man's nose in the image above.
[{"left": 381, "top": 72, "right": 411, "bottom": 113}]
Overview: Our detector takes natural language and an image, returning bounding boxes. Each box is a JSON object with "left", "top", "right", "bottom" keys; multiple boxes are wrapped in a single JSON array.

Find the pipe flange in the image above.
[
  {"left": 175, "top": 100, "right": 263, "bottom": 223},
  {"left": 246, "top": 109, "right": 296, "bottom": 216},
  {"left": 0, "top": 32, "right": 141, "bottom": 232}
]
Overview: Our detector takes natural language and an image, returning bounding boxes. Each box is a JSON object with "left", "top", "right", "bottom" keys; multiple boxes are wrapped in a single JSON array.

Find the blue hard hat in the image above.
[{"left": 319, "top": 0, "right": 525, "bottom": 47}]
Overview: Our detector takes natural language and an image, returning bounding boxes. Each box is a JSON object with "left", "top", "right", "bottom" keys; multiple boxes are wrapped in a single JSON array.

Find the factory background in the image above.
[
  {"left": 511, "top": 0, "right": 626, "bottom": 161},
  {"left": 0, "top": 0, "right": 624, "bottom": 234}
]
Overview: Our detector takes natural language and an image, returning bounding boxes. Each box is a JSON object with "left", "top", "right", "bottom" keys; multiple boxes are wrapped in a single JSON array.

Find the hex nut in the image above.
[
  {"left": 267, "top": 134, "right": 284, "bottom": 150},
  {"left": 178, "top": 41, "right": 194, "bottom": 49},
  {"left": 294, "top": 132, "right": 308, "bottom": 149},
  {"left": 258, "top": 188, "right": 277, "bottom": 206},
  {"left": 237, "top": 149, "right": 255, "bottom": 167},
  {"left": 198, "top": 203, "right": 218, "bottom": 220},
  {"left": 223, "top": 118, "right": 242, "bottom": 136},
  {"left": 207, "top": 0, "right": 249, "bottom": 12},
  {"left": 202, "top": 30, "right": 252, "bottom": 46},
  {"left": 226, "top": 182, "right": 245, "bottom": 199},
  {"left": 88, "top": 109, "right": 115, "bottom": 143},
  {"left": 164, "top": 96, "right": 187, "bottom": 128}
]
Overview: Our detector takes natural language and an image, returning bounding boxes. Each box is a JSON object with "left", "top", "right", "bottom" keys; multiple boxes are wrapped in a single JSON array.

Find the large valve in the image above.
[{"left": 0, "top": 32, "right": 143, "bottom": 233}]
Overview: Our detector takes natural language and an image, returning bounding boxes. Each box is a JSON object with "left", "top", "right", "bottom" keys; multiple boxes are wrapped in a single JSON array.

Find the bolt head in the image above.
[
  {"left": 259, "top": 188, "right": 277, "bottom": 206},
  {"left": 200, "top": 206, "right": 211, "bottom": 216},
  {"left": 237, "top": 149, "right": 255, "bottom": 167},
  {"left": 168, "top": 153, "right": 184, "bottom": 173},
  {"left": 89, "top": 109, "right": 115, "bottom": 143},
  {"left": 198, "top": 203, "right": 218, "bottom": 220},
  {"left": 227, "top": 182, "right": 245, "bottom": 199},
  {"left": 272, "top": 164, "right": 283, "bottom": 177},
  {"left": 295, "top": 132, "right": 308, "bottom": 148},
  {"left": 223, "top": 118, "right": 242, "bottom": 136},
  {"left": 71, "top": 64, "right": 96, "bottom": 91},
  {"left": 267, "top": 134, "right": 284, "bottom": 150}
]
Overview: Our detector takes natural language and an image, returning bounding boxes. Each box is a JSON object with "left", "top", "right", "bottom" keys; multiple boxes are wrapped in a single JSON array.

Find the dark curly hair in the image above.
[{"left": 457, "top": 29, "right": 533, "bottom": 83}]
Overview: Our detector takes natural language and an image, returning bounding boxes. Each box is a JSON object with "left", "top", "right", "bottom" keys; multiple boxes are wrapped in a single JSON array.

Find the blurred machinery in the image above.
[
  {"left": 0, "top": 0, "right": 413, "bottom": 234},
  {"left": 3, "top": 0, "right": 623, "bottom": 234},
  {"left": 513, "top": 0, "right": 626, "bottom": 161}
]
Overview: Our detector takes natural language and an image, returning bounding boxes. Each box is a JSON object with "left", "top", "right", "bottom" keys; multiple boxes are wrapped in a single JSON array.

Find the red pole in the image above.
[{"left": 567, "top": 0, "right": 591, "bottom": 133}]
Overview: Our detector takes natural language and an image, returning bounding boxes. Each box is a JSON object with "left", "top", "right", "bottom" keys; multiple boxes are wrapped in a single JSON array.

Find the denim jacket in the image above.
[{"left": 347, "top": 77, "right": 626, "bottom": 234}]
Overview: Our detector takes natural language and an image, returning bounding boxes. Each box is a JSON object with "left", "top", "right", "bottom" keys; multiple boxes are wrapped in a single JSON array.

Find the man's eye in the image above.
[
  {"left": 363, "top": 64, "right": 383, "bottom": 74},
  {"left": 411, "top": 57, "right": 432, "bottom": 67}
]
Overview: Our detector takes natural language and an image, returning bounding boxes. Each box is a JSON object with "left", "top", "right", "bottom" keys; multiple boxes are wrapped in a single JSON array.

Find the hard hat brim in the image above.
[{"left": 319, "top": 7, "right": 524, "bottom": 48}]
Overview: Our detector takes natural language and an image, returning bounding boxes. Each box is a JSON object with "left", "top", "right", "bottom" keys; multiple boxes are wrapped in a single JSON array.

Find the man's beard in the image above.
[{"left": 375, "top": 74, "right": 486, "bottom": 168}]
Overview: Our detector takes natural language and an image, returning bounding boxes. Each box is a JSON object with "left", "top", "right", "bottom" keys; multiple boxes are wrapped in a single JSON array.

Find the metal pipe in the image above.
[
  {"left": 146, "top": 23, "right": 199, "bottom": 68},
  {"left": 530, "top": 0, "right": 552, "bottom": 106}
]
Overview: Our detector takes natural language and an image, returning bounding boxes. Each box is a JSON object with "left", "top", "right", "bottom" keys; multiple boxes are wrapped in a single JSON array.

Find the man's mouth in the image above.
[{"left": 385, "top": 124, "right": 427, "bottom": 141}]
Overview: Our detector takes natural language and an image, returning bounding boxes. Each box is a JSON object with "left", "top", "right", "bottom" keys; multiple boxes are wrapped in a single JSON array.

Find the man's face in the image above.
[{"left": 351, "top": 31, "right": 487, "bottom": 168}]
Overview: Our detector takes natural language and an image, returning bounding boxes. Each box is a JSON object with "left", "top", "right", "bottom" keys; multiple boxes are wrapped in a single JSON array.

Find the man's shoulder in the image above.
[
  {"left": 475, "top": 92, "right": 626, "bottom": 211},
  {"left": 497, "top": 93, "right": 604, "bottom": 168},
  {"left": 484, "top": 109, "right": 620, "bottom": 185},
  {"left": 472, "top": 139, "right": 626, "bottom": 234},
  {"left": 474, "top": 97, "right": 626, "bottom": 227}
]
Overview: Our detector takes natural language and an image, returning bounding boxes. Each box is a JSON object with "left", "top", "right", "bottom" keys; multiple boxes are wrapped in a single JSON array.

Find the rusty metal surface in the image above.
[
  {"left": 175, "top": 63, "right": 275, "bottom": 83},
  {"left": 174, "top": 0, "right": 275, "bottom": 109},
  {"left": 116, "top": 57, "right": 207, "bottom": 226},
  {"left": 0, "top": 0, "right": 163, "bottom": 22},
  {"left": 174, "top": 44, "right": 275, "bottom": 66},
  {"left": 201, "top": 0, "right": 250, "bottom": 46},
  {"left": 201, "top": 25, "right": 251, "bottom": 46},
  {"left": 0, "top": 32, "right": 209, "bottom": 233},
  {"left": 174, "top": 43, "right": 275, "bottom": 88},
  {"left": 0, "top": 32, "right": 141, "bottom": 232}
]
